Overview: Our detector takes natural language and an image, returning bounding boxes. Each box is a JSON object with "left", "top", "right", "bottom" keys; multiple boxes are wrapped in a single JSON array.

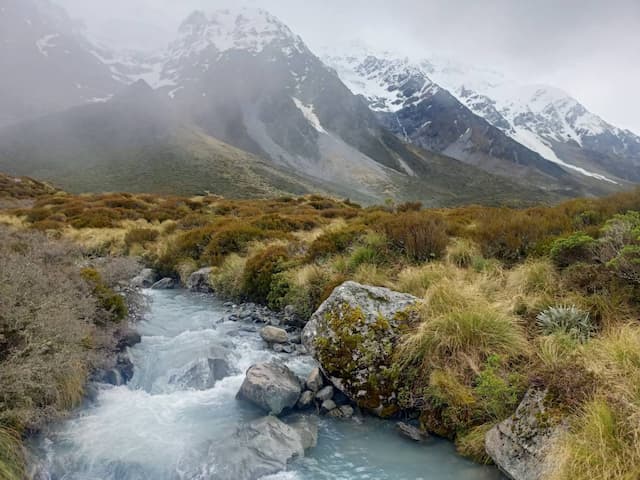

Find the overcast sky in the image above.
[{"left": 57, "top": 0, "right": 640, "bottom": 133}]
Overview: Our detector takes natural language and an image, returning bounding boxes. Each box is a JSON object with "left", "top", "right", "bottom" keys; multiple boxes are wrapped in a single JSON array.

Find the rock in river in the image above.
[
  {"left": 301, "top": 281, "right": 418, "bottom": 416},
  {"left": 181, "top": 415, "right": 316, "bottom": 480},
  {"left": 151, "top": 277, "right": 177, "bottom": 290},
  {"left": 260, "top": 326, "right": 288, "bottom": 344},
  {"left": 237, "top": 362, "right": 301, "bottom": 415},
  {"left": 187, "top": 267, "right": 214, "bottom": 292}
]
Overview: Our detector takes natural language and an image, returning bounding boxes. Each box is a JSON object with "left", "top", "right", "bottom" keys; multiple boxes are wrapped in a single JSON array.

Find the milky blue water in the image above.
[{"left": 30, "top": 289, "right": 502, "bottom": 480}]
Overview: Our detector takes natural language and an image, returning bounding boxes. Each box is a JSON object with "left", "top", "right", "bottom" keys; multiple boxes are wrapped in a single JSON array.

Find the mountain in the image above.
[
  {"left": 323, "top": 50, "right": 583, "bottom": 194},
  {"left": 417, "top": 56, "right": 640, "bottom": 184},
  {"left": 0, "top": 0, "right": 121, "bottom": 127},
  {"left": 0, "top": 5, "right": 554, "bottom": 206}
]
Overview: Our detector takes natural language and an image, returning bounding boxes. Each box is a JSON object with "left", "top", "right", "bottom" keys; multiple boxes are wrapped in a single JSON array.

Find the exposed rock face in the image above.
[
  {"left": 131, "top": 268, "right": 158, "bottom": 288},
  {"left": 184, "top": 415, "right": 314, "bottom": 480},
  {"left": 302, "top": 281, "right": 418, "bottom": 416},
  {"left": 187, "top": 267, "right": 214, "bottom": 292},
  {"left": 287, "top": 414, "right": 319, "bottom": 449},
  {"left": 485, "top": 389, "right": 564, "bottom": 480},
  {"left": 260, "top": 326, "right": 289, "bottom": 344},
  {"left": 150, "top": 277, "right": 177, "bottom": 290},
  {"left": 236, "top": 362, "right": 301, "bottom": 415}
]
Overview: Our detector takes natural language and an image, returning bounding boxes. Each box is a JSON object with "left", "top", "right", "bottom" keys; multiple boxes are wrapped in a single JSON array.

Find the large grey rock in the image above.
[
  {"left": 182, "top": 415, "right": 311, "bottom": 480},
  {"left": 131, "top": 268, "right": 157, "bottom": 288},
  {"left": 187, "top": 267, "right": 214, "bottom": 292},
  {"left": 169, "top": 355, "right": 231, "bottom": 390},
  {"left": 485, "top": 389, "right": 565, "bottom": 480},
  {"left": 150, "top": 277, "right": 177, "bottom": 290},
  {"left": 260, "top": 326, "right": 288, "bottom": 344},
  {"left": 301, "top": 281, "right": 418, "bottom": 416},
  {"left": 237, "top": 362, "right": 301, "bottom": 415}
]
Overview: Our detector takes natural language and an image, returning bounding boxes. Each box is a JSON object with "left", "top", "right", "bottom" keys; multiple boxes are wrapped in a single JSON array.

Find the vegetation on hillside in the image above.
[{"left": 2, "top": 173, "right": 640, "bottom": 479}]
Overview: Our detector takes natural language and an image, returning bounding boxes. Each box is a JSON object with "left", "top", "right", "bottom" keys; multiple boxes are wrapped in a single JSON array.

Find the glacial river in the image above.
[{"left": 30, "top": 289, "right": 502, "bottom": 480}]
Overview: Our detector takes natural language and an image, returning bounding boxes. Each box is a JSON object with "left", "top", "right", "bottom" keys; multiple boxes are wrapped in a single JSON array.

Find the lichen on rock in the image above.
[{"left": 302, "top": 281, "right": 418, "bottom": 416}]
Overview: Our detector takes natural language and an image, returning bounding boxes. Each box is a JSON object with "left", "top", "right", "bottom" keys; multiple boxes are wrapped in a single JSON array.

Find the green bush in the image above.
[
  {"left": 242, "top": 246, "right": 289, "bottom": 304},
  {"left": 80, "top": 268, "right": 127, "bottom": 323},
  {"left": 307, "top": 226, "right": 363, "bottom": 261},
  {"left": 474, "top": 355, "right": 525, "bottom": 420},
  {"left": 550, "top": 233, "right": 595, "bottom": 268}
]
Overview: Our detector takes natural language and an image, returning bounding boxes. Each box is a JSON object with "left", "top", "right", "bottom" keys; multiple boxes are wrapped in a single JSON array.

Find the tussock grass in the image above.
[
  {"left": 550, "top": 325, "right": 640, "bottom": 480},
  {"left": 455, "top": 423, "right": 495, "bottom": 464},
  {"left": 0, "top": 427, "right": 25, "bottom": 480},
  {"left": 209, "top": 254, "right": 246, "bottom": 299}
]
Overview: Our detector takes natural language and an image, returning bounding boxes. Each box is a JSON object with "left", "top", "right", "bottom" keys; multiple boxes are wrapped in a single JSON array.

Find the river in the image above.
[{"left": 29, "top": 289, "right": 503, "bottom": 480}]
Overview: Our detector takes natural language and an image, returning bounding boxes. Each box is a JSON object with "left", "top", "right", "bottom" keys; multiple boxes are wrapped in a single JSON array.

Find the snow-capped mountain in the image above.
[
  {"left": 324, "top": 44, "right": 640, "bottom": 185},
  {"left": 1, "top": 4, "right": 549, "bottom": 206},
  {"left": 0, "top": 0, "right": 121, "bottom": 126},
  {"left": 421, "top": 55, "right": 640, "bottom": 183},
  {"left": 323, "top": 49, "right": 581, "bottom": 191}
]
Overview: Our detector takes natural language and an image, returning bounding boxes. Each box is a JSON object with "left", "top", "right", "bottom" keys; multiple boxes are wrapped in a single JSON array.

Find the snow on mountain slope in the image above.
[
  {"left": 325, "top": 44, "right": 638, "bottom": 184},
  {"left": 420, "top": 57, "right": 638, "bottom": 183}
]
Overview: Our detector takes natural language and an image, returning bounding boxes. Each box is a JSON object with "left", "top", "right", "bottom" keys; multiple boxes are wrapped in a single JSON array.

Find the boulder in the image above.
[
  {"left": 187, "top": 267, "right": 214, "bottom": 292},
  {"left": 169, "top": 356, "right": 231, "bottom": 390},
  {"left": 396, "top": 422, "right": 428, "bottom": 442},
  {"left": 150, "top": 277, "right": 177, "bottom": 290},
  {"left": 306, "top": 367, "right": 324, "bottom": 392},
  {"left": 315, "top": 385, "right": 334, "bottom": 402},
  {"left": 485, "top": 389, "right": 565, "bottom": 480},
  {"left": 185, "top": 416, "right": 310, "bottom": 480},
  {"left": 131, "top": 268, "right": 158, "bottom": 288},
  {"left": 321, "top": 399, "right": 336, "bottom": 413},
  {"left": 297, "top": 390, "right": 315, "bottom": 409},
  {"left": 260, "top": 326, "right": 288, "bottom": 344},
  {"left": 237, "top": 362, "right": 301, "bottom": 415},
  {"left": 301, "top": 281, "right": 418, "bottom": 416},
  {"left": 286, "top": 414, "right": 319, "bottom": 449}
]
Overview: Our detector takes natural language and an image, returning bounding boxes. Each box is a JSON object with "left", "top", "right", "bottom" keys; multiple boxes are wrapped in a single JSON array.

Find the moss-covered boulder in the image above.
[{"left": 302, "top": 281, "right": 418, "bottom": 417}]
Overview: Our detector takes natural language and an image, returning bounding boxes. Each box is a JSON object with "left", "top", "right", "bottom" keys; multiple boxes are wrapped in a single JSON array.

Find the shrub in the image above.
[
  {"left": 536, "top": 306, "right": 594, "bottom": 343},
  {"left": 379, "top": 212, "right": 448, "bottom": 262},
  {"left": 550, "top": 233, "right": 595, "bottom": 268},
  {"left": 242, "top": 246, "right": 289, "bottom": 304},
  {"left": 306, "top": 226, "right": 363, "bottom": 261},
  {"left": 80, "top": 268, "right": 127, "bottom": 323},
  {"left": 124, "top": 228, "right": 159, "bottom": 247},
  {"left": 209, "top": 254, "right": 246, "bottom": 299},
  {"left": 203, "top": 224, "right": 269, "bottom": 265},
  {"left": 474, "top": 355, "right": 525, "bottom": 420},
  {"left": 268, "top": 264, "right": 335, "bottom": 318}
]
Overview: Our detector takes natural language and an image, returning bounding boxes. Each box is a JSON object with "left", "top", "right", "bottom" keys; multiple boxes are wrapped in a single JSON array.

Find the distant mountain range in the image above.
[{"left": 0, "top": 0, "right": 636, "bottom": 205}]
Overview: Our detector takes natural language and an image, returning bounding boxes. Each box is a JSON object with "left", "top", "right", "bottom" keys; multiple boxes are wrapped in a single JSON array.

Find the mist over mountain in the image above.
[{"left": 0, "top": 0, "right": 636, "bottom": 204}]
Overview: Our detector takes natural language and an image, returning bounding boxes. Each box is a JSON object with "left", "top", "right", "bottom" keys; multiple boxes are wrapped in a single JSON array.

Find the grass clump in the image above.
[
  {"left": 80, "top": 268, "right": 128, "bottom": 323},
  {"left": 209, "top": 254, "right": 246, "bottom": 300},
  {"left": 0, "top": 427, "right": 25, "bottom": 480},
  {"left": 379, "top": 212, "right": 449, "bottom": 262}
]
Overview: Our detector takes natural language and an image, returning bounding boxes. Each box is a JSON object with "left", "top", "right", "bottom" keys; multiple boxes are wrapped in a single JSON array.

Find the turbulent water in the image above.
[{"left": 30, "top": 289, "right": 503, "bottom": 480}]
